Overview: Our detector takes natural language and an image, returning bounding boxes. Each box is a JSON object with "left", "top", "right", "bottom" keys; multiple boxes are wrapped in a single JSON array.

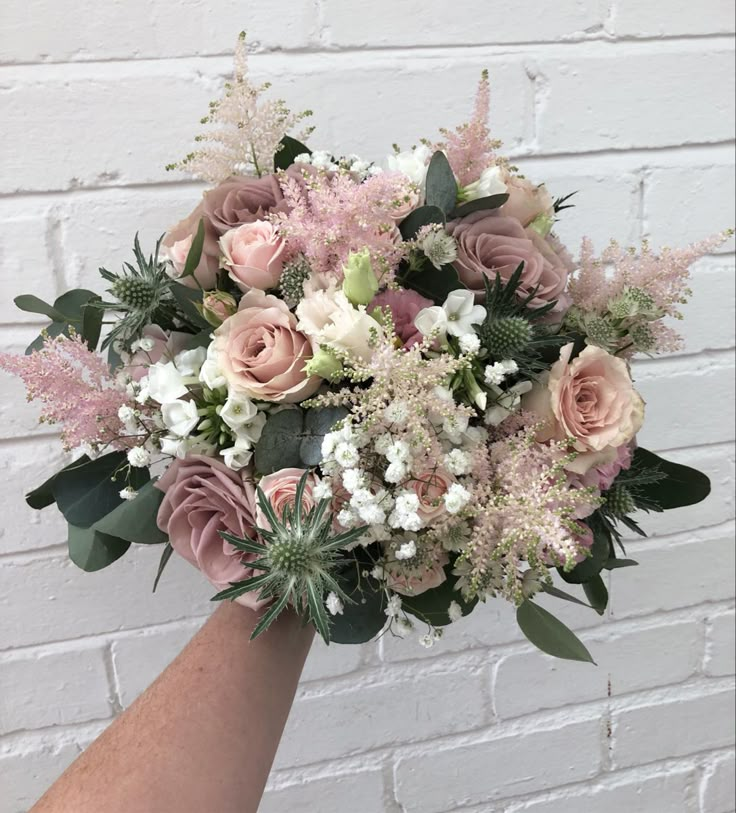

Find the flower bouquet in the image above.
[{"left": 2, "top": 34, "right": 729, "bottom": 662}]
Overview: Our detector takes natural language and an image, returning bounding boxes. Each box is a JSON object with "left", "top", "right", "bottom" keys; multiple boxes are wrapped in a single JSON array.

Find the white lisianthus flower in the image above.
[
  {"left": 461, "top": 164, "right": 508, "bottom": 201},
  {"left": 161, "top": 399, "right": 200, "bottom": 438},
  {"left": 199, "top": 343, "right": 227, "bottom": 391},
  {"left": 415, "top": 290, "right": 486, "bottom": 340},
  {"left": 387, "top": 143, "right": 433, "bottom": 187},
  {"left": 147, "top": 362, "right": 188, "bottom": 404},
  {"left": 326, "top": 592, "right": 344, "bottom": 616},
  {"left": 220, "top": 395, "right": 258, "bottom": 430}
]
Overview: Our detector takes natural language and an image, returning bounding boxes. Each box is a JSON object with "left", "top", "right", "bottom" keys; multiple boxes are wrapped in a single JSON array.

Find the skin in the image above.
[{"left": 32, "top": 603, "right": 314, "bottom": 813}]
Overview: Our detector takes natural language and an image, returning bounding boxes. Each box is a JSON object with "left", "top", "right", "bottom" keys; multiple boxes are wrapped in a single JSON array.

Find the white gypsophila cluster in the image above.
[
  {"left": 294, "top": 151, "right": 382, "bottom": 180},
  {"left": 484, "top": 359, "right": 519, "bottom": 386},
  {"left": 325, "top": 592, "right": 344, "bottom": 616}
]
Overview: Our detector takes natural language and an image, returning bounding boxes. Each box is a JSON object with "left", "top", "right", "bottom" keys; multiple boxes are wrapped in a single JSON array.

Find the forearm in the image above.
[{"left": 33, "top": 603, "right": 314, "bottom": 813}]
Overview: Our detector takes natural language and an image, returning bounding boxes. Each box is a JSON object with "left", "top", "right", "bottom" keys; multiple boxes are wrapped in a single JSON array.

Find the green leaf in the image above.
[
  {"left": 397, "top": 261, "right": 464, "bottom": 304},
  {"left": 67, "top": 524, "right": 131, "bottom": 572},
  {"left": 25, "top": 321, "right": 70, "bottom": 355},
  {"left": 632, "top": 447, "right": 711, "bottom": 509},
  {"left": 517, "top": 600, "right": 596, "bottom": 664},
  {"left": 330, "top": 566, "right": 386, "bottom": 644},
  {"left": 170, "top": 284, "right": 211, "bottom": 330},
  {"left": 402, "top": 567, "right": 477, "bottom": 626},
  {"left": 582, "top": 575, "right": 609, "bottom": 616},
  {"left": 180, "top": 219, "right": 206, "bottom": 280},
  {"left": 425, "top": 151, "right": 458, "bottom": 215},
  {"left": 93, "top": 479, "right": 167, "bottom": 545},
  {"left": 603, "top": 558, "right": 639, "bottom": 570},
  {"left": 14, "top": 295, "right": 65, "bottom": 321},
  {"left": 274, "top": 135, "right": 311, "bottom": 171},
  {"left": 81, "top": 297, "right": 104, "bottom": 351},
  {"left": 559, "top": 518, "right": 611, "bottom": 585},
  {"left": 540, "top": 582, "right": 592, "bottom": 609},
  {"left": 300, "top": 407, "right": 349, "bottom": 466},
  {"left": 450, "top": 193, "right": 509, "bottom": 219},
  {"left": 153, "top": 543, "right": 174, "bottom": 592},
  {"left": 53, "top": 289, "right": 99, "bottom": 322},
  {"left": 52, "top": 452, "right": 149, "bottom": 528},
  {"left": 398, "top": 205, "right": 446, "bottom": 240}
]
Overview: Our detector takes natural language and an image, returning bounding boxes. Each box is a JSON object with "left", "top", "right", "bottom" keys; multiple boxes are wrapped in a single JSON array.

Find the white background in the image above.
[{"left": 0, "top": 2, "right": 735, "bottom": 811}]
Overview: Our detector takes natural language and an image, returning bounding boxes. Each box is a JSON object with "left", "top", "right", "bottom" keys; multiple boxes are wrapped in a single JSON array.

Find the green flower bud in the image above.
[
  {"left": 528, "top": 212, "right": 556, "bottom": 238},
  {"left": 304, "top": 347, "right": 344, "bottom": 382},
  {"left": 198, "top": 290, "right": 237, "bottom": 327},
  {"left": 342, "top": 249, "right": 379, "bottom": 306}
]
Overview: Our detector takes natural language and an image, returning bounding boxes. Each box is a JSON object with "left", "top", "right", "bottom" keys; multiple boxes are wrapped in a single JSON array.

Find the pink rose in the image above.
[
  {"left": 124, "top": 325, "right": 189, "bottom": 382},
  {"left": 155, "top": 455, "right": 266, "bottom": 607},
  {"left": 574, "top": 443, "right": 634, "bottom": 492},
  {"left": 220, "top": 221, "right": 286, "bottom": 291},
  {"left": 255, "top": 468, "right": 318, "bottom": 529},
  {"left": 524, "top": 344, "right": 645, "bottom": 474},
  {"left": 499, "top": 170, "right": 555, "bottom": 227},
  {"left": 447, "top": 212, "right": 569, "bottom": 314},
  {"left": 385, "top": 542, "right": 450, "bottom": 597},
  {"left": 408, "top": 468, "right": 455, "bottom": 523},
  {"left": 213, "top": 289, "right": 320, "bottom": 403},
  {"left": 161, "top": 203, "right": 219, "bottom": 290},
  {"left": 203, "top": 174, "right": 287, "bottom": 237},
  {"left": 370, "top": 289, "right": 433, "bottom": 348}
]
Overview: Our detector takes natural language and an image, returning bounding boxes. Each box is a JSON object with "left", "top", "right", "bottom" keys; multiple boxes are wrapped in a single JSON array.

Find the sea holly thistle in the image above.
[{"left": 211, "top": 473, "right": 368, "bottom": 642}]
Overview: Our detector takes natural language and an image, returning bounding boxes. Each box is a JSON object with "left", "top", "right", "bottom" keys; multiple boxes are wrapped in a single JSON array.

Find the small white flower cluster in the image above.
[
  {"left": 295, "top": 151, "right": 382, "bottom": 180},
  {"left": 484, "top": 359, "right": 519, "bottom": 386}
]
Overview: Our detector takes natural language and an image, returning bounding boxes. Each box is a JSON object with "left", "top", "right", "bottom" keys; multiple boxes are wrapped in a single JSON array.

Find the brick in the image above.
[
  {"left": 301, "top": 638, "right": 371, "bottom": 683},
  {"left": 0, "top": 549, "right": 214, "bottom": 649},
  {"left": 507, "top": 768, "right": 697, "bottom": 813},
  {"left": 613, "top": 0, "right": 736, "bottom": 37},
  {"left": 394, "top": 718, "right": 603, "bottom": 812},
  {"left": 644, "top": 164, "right": 736, "bottom": 251},
  {"left": 612, "top": 686, "right": 736, "bottom": 768},
  {"left": 111, "top": 620, "right": 203, "bottom": 708},
  {"left": 705, "top": 610, "right": 736, "bottom": 677},
  {"left": 0, "top": 439, "right": 68, "bottom": 554},
  {"left": 323, "top": 0, "right": 607, "bottom": 47},
  {"left": 536, "top": 47, "right": 735, "bottom": 153},
  {"left": 675, "top": 258, "right": 736, "bottom": 356},
  {"left": 274, "top": 666, "right": 487, "bottom": 769},
  {"left": 609, "top": 533, "right": 735, "bottom": 620},
  {"left": 0, "top": 645, "right": 110, "bottom": 734},
  {"left": 0, "top": 0, "right": 319, "bottom": 64},
  {"left": 261, "top": 770, "right": 385, "bottom": 813},
  {"left": 701, "top": 752, "right": 736, "bottom": 813},
  {"left": 494, "top": 620, "right": 701, "bottom": 719},
  {"left": 0, "top": 741, "right": 81, "bottom": 813}
]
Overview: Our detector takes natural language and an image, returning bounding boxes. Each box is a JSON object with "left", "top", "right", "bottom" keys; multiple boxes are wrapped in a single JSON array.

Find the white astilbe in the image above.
[{"left": 167, "top": 32, "right": 314, "bottom": 182}]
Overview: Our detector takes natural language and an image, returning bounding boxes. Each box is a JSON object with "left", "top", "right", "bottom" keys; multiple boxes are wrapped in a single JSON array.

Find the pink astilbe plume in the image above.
[
  {"left": 275, "top": 169, "right": 413, "bottom": 279},
  {"left": 0, "top": 333, "right": 131, "bottom": 452},
  {"left": 435, "top": 70, "right": 500, "bottom": 187},
  {"left": 458, "top": 425, "right": 600, "bottom": 603}
]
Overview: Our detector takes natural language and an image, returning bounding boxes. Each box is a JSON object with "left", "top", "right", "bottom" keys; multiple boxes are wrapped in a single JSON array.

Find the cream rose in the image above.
[
  {"left": 213, "top": 289, "right": 320, "bottom": 403},
  {"left": 499, "top": 169, "right": 555, "bottom": 227},
  {"left": 220, "top": 220, "right": 285, "bottom": 292},
  {"left": 523, "top": 343, "right": 645, "bottom": 474}
]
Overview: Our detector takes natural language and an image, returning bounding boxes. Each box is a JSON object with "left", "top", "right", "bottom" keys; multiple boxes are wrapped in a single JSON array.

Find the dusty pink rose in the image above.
[
  {"left": 213, "top": 289, "right": 320, "bottom": 403},
  {"left": 255, "top": 468, "right": 318, "bottom": 530},
  {"left": 370, "top": 289, "right": 433, "bottom": 348},
  {"left": 155, "top": 455, "right": 265, "bottom": 607},
  {"left": 203, "top": 174, "right": 287, "bottom": 237},
  {"left": 499, "top": 170, "right": 555, "bottom": 227},
  {"left": 574, "top": 443, "right": 634, "bottom": 491},
  {"left": 523, "top": 344, "right": 645, "bottom": 474},
  {"left": 161, "top": 203, "right": 219, "bottom": 290},
  {"left": 219, "top": 221, "right": 286, "bottom": 291},
  {"left": 408, "top": 468, "right": 455, "bottom": 523},
  {"left": 124, "top": 325, "right": 189, "bottom": 382},
  {"left": 447, "top": 212, "right": 569, "bottom": 314},
  {"left": 385, "top": 545, "right": 450, "bottom": 597}
]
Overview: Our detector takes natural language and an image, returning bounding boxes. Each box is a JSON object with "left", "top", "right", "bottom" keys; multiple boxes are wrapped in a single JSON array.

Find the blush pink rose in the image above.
[
  {"left": 408, "top": 468, "right": 455, "bottom": 523},
  {"left": 124, "top": 325, "right": 190, "bottom": 382},
  {"left": 213, "top": 289, "right": 320, "bottom": 403},
  {"left": 523, "top": 344, "right": 645, "bottom": 474},
  {"left": 155, "top": 455, "right": 266, "bottom": 608},
  {"left": 220, "top": 221, "right": 286, "bottom": 292},
  {"left": 161, "top": 203, "right": 220, "bottom": 290},
  {"left": 370, "top": 289, "right": 433, "bottom": 348},
  {"left": 447, "top": 212, "right": 569, "bottom": 314},
  {"left": 499, "top": 170, "right": 555, "bottom": 227},
  {"left": 255, "top": 468, "right": 318, "bottom": 529},
  {"left": 573, "top": 442, "right": 634, "bottom": 492}
]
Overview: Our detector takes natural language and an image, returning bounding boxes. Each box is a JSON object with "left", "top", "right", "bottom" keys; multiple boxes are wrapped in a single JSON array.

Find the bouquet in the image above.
[{"left": 2, "top": 34, "right": 730, "bottom": 662}]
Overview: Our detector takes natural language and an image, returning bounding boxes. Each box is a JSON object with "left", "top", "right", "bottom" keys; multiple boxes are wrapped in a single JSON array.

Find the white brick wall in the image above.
[{"left": 0, "top": 3, "right": 734, "bottom": 812}]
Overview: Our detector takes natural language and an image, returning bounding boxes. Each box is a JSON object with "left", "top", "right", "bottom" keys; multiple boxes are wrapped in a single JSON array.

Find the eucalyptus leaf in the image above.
[
  {"left": 540, "top": 582, "right": 592, "bottom": 609},
  {"left": 633, "top": 447, "right": 711, "bottom": 509},
  {"left": 14, "top": 295, "right": 65, "bottom": 321},
  {"left": 425, "top": 151, "right": 458, "bottom": 215},
  {"left": 53, "top": 289, "right": 99, "bottom": 322},
  {"left": 300, "top": 407, "right": 349, "bottom": 466},
  {"left": 171, "top": 284, "right": 210, "bottom": 330},
  {"left": 398, "top": 205, "right": 446, "bottom": 240},
  {"left": 67, "top": 524, "right": 131, "bottom": 572},
  {"left": 81, "top": 296, "right": 104, "bottom": 350},
  {"left": 180, "top": 219, "right": 206, "bottom": 279},
  {"left": 582, "top": 575, "right": 609, "bottom": 616},
  {"left": 330, "top": 565, "right": 386, "bottom": 644},
  {"left": 397, "top": 261, "right": 464, "bottom": 304},
  {"left": 275, "top": 135, "right": 312, "bottom": 171},
  {"left": 603, "top": 558, "right": 639, "bottom": 570},
  {"left": 450, "top": 193, "right": 509, "bottom": 218},
  {"left": 517, "top": 600, "right": 595, "bottom": 664},
  {"left": 25, "top": 455, "right": 91, "bottom": 510},
  {"left": 93, "top": 479, "right": 168, "bottom": 545},
  {"left": 25, "top": 321, "right": 69, "bottom": 354}
]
